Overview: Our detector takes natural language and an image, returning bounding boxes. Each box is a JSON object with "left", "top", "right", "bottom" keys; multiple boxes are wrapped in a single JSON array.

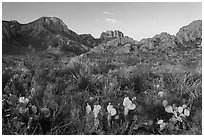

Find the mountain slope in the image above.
[
  {"left": 2, "top": 18, "right": 202, "bottom": 57},
  {"left": 75, "top": 20, "right": 201, "bottom": 71},
  {"left": 176, "top": 20, "right": 202, "bottom": 47},
  {"left": 79, "top": 34, "right": 100, "bottom": 48},
  {"left": 2, "top": 17, "right": 94, "bottom": 55}
]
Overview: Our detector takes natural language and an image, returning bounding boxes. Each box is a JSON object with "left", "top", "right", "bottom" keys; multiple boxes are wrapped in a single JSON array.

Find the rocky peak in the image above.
[
  {"left": 100, "top": 30, "right": 124, "bottom": 39},
  {"left": 40, "top": 17, "right": 67, "bottom": 29},
  {"left": 176, "top": 20, "right": 202, "bottom": 46},
  {"left": 153, "top": 32, "right": 177, "bottom": 43},
  {"left": 113, "top": 30, "right": 124, "bottom": 37},
  {"left": 139, "top": 32, "right": 178, "bottom": 50},
  {"left": 22, "top": 16, "right": 70, "bottom": 34}
]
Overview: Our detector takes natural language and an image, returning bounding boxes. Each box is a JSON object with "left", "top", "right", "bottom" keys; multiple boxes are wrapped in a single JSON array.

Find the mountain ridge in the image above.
[{"left": 2, "top": 16, "right": 202, "bottom": 56}]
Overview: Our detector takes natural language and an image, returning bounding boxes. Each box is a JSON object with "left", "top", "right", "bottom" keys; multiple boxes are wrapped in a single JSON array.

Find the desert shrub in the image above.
[
  {"left": 2, "top": 52, "right": 202, "bottom": 135},
  {"left": 162, "top": 72, "right": 201, "bottom": 100},
  {"left": 66, "top": 61, "right": 98, "bottom": 95},
  {"left": 2, "top": 68, "right": 14, "bottom": 90},
  {"left": 115, "top": 65, "right": 157, "bottom": 94},
  {"left": 123, "top": 55, "right": 139, "bottom": 66},
  {"left": 89, "top": 60, "right": 117, "bottom": 75}
]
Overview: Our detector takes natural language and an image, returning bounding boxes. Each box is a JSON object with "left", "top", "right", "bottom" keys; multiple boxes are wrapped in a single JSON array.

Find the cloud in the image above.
[
  {"left": 104, "top": 18, "right": 120, "bottom": 24},
  {"left": 104, "top": 11, "right": 114, "bottom": 15}
]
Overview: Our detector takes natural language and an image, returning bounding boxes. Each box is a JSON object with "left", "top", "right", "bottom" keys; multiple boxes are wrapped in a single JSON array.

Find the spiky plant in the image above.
[
  {"left": 66, "top": 61, "right": 98, "bottom": 95},
  {"left": 163, "top": 72, "right": 201, "bottom": 100}
]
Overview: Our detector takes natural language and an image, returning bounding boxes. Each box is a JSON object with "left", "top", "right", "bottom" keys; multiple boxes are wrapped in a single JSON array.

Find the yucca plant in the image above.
[
  {"left": 66, "top": 61, "right": 98, "bottom": 95},
  {"left": 162, "top": 72, "right": 201, "bottom": 100}
]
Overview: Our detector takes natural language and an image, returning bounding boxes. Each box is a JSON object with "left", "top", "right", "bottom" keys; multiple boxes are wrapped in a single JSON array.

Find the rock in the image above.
[
  {"left": 115, "top": 43, "right": 136, "bottom": 54},
  {"left": 139, "top": 32, "right": 177, "bottom": 50},
  {"left": 139, "top": 38, "right": 155, "bottom": 50},
  {"left": 100, "top": 30, "right": 124, "bottom": 40},
  {"left": 79, "top": 34, "right": 99, "bottom": 48},
  {"left": 113, "top": 30, "right": 124, "bottom": 38},
  {"left": 106, "top": 36, "right": 134, "bottom": 47},
  {"left": 152, "top": 32, "right": 178, "bottom": 49},
  {"left": 176, "top": 20, "right": 202, "bottom": 46}
]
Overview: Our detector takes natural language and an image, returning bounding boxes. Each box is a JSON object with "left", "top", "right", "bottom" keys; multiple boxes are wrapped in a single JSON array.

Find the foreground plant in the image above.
[
  {"left": 107, "top": 103, "right": 117, "bottom": 127},
  {"left": 123, "top": 97, "right": 136, "bottom": 116},
  {"left": 85, "top": 103, "right": 102, "bottom": 133},
  {"left": 158, "top": 99, "right": 192, "bottom": 133}
]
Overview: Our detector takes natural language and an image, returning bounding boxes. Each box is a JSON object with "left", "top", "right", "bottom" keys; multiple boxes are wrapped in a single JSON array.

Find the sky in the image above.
[{"left": 2, "top": 2, "right": 202, "bottom": 40}]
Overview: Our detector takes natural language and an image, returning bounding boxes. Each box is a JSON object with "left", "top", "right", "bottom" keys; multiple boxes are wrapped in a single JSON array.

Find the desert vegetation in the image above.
[{"left": 2, "top": 49, "right": 202, "bottom": 134}]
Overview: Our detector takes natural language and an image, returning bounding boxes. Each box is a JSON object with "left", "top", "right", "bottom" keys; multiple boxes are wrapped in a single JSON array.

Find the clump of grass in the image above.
[{"left": 162, "top": 72, "right": 202, "bottom": 100}]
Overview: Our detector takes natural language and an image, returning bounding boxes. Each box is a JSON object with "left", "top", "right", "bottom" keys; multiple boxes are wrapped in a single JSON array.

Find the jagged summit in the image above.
[{"left": 100, "top": 30, "right": 124, "bottom": 39}]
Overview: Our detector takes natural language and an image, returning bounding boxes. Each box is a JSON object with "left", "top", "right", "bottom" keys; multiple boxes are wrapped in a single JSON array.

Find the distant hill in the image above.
[
  {"left": 2, "top": 17, "right": 202, "bottom": 57},
  {"left": 84, "top": 20, "right": 202, "bottom": 57},
  {"left": 74, "top": 20, "right": 202, "bottom": 74},
  {"left": 2, "top": 17, "right": 97, "bottom": 55},
  {"left": 176, "top": 20, "right": 202, "bottom": 47}
]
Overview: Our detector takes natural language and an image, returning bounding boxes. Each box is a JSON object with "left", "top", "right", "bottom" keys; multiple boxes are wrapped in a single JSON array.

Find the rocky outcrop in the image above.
[
  {"left": 138, "top": 32, "right": 178, "bottom": 51},
  {"left": 176, "top": 20, "right": 202, "bottom": 46},
  {"left": 100, "top": 30, "right": 124, "bottom": 39},
  {"left": 115, "top": 43, "right": 136, "bottom": 54},
  {"left": 138, "top": 20, "right": 202, "bottom": 51},
  {"left": 74, "top": 20, "right": 201, "bottom": 70},
  {"left": 106, "top": 36, "right": 137, "bottom": 47},
  {"left": 79, "top": 34, "right": 99, "bottom": 48}
]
